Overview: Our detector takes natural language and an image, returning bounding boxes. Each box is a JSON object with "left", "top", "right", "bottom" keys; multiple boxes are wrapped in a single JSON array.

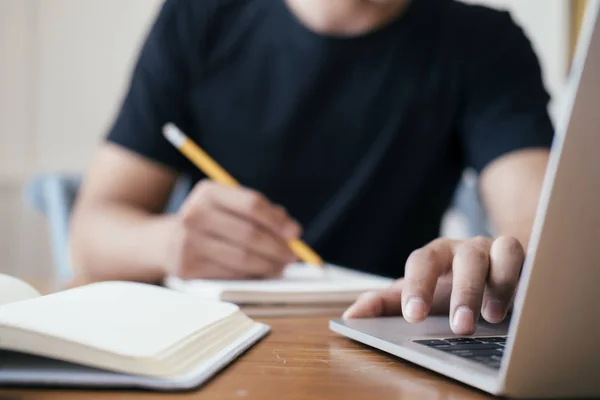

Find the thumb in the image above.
[{"left": 343, "top": 288, "right": 403, "bottom": 319}]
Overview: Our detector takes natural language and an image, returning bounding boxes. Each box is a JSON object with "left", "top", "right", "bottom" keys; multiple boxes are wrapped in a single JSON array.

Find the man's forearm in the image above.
[
  {"left": 69, "top": 204, "right": 176, "bottom": 284},
  {"left": 480, "top": 149, "right": 550, "bottom": 250}
]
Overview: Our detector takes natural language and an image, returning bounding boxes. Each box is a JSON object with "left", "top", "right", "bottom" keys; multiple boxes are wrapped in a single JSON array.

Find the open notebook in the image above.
[
  {"left": 164, "top": 263, "right": 393, "bottom": 317},
  {"left": 0, "top": 274, "right": 269, "bottom": 391}
]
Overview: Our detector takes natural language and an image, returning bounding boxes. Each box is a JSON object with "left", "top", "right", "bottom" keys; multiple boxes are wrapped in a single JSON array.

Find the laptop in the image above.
[{"left": 329, "top": 0, "right": 600, "bottom": 398}]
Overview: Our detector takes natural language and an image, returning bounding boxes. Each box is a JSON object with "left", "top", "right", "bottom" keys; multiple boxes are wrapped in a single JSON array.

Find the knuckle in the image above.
[
  {"left": 180, "top": 186, "right": 213, "bottom": 229},
  {"left": 273, "top": 206, "right": 288, "bottom": 223},
  {"left": 407, "top": 248, "right": 438, "bottom": 269},
  {"left": 240, "top": 224, "right": 260, "bottom": 244},
  {"left": 494, "top": 236, "right": 524, "bottom": 257},
  {"left": 429, "top": 237, "right": 448, "bottom": 247},
  {"left": 190, "top": 179, "right": 212, "bottom": 201},
  {"left": 276, "top": 205, "right": 288, "bottom": 217},
  {"left": 236, "top": 248, "right": 253, "bottom": 267},
  {"left": 403, "top": 276, "right": 435, "bottom": 299},
  {"left": 457, "top": 244, "right": 488, "bottom": 265},
  {"left": 404, "top": 276, "right": 431, "bottom": 289},
  {"left": 470, "top": 236, "right": 492, "bottom": 249},
  {"left": 456, "top": 283, "right": 484, "bottom": 300},
  {"left": 195, "top": 178, "right": 214, "bottom": 192},
  {"left": 179, "top": 207, "right": 197, "bottom": 228},
  {"left": 246, "top": 191, "right": 267, "bottom": 213}
]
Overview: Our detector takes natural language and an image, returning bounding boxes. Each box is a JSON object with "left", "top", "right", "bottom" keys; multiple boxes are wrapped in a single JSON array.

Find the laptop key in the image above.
[
  {"left": 438, "top": 343, "right": 502, "bottom": 351},
  {"left": 412, "top": 339, "right": 450, "bottom": 347},
  {"left": 412, "top": 338, "right": 506, "bottom": 370},
  {"left": 445, "top": 349, "right": 499, "bottom": 357},
  {"left": 477, "top": 336, "right": 507, "bottom": 343},
  {"left": 444, "top": 338, "right": 482, "bottom": 344}
]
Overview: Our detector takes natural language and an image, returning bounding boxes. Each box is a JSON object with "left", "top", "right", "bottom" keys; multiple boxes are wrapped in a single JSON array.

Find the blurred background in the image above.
[{"left": 0, "top": 0, "right": 588, "bottom": 286}]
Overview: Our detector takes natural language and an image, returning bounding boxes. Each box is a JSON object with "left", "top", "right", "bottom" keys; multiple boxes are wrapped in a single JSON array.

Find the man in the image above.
[{"left": 69, "top": 0, "right": 553, "bottom": 335}]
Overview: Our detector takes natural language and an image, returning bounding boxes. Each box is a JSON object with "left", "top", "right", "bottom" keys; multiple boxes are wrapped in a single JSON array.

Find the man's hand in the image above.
[
  {"left": 343, "top": 236, "right": 525, "bottom": 335},
  {"left": 165, "top": 180, "right": 301, "bottom": 280}
]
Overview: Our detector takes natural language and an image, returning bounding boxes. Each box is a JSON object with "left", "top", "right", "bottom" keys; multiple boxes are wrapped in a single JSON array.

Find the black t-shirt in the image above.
[{"left": 106, "top": 0, "right": 554, "bottom": 278}]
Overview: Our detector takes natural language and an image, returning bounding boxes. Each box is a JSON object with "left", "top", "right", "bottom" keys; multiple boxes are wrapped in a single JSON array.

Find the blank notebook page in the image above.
[
  {"left": 166, "top": 263, "right": 393, "bottom": 294},
  {"left": 0, "top": 281, "right": 240, "bottom": 358},
  {"left": 0, "top": 274, "right": 41, "bottom": 306}
]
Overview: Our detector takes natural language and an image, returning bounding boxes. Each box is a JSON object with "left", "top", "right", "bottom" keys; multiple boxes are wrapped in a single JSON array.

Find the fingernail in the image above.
[
  {"left": 405, "top": 297, "right": 426, "bottom": 322},
  {"left": 452, "top": 306, "right": 474, "bottom": 333},
  {"left": 342, "top": 305, "right": 356, "bottom": 319},
  {"left": 342, "top": 301, "right": 362, "bottom": 319},
  {"left": 483, "top": 300, "right": 506, "bottom": 322}
]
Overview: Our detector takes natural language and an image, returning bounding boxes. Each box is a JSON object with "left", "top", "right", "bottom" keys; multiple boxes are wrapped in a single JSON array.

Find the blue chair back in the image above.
[{"left": 24, "top": 173, "right": 191, "bottom": 282}]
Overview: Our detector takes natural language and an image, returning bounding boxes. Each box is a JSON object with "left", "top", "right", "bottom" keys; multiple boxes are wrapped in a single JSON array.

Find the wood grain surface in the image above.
[{"left": 0, "top": 316, "right": 494, "bottom": 400}]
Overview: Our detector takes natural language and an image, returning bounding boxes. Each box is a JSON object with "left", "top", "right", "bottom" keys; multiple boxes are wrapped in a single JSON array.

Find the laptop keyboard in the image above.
[{"left": 412, "top": 336, "right": 507, "bottom": 369}]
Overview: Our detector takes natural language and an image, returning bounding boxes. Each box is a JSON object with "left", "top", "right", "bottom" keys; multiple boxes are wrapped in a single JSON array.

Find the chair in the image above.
[
  {"left": 450, "top": 169, "right": 491, "bottom": 238},
  {"left": 24, "top": 173, "right": 191, "bottom": 282}
]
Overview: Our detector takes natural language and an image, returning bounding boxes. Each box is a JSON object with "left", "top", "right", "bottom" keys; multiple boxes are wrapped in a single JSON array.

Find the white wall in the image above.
[
  {"left": 0, "top": 0, "right": 163, "bottom": 181},
  {"left": 0, "top": 0, "right": 571, "bottom": 181},
  {"left": 0, "top": 0, "right": 36, "bottom": 180},
  {"left": 36, "top": 0, "right": 163, "bottom": 175},
  {"left": 461, "top": 0, "right": 571, "bottom": 123}
]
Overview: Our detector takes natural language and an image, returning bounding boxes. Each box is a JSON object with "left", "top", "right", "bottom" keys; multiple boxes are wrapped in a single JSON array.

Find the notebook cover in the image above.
[{"left": 0, "top": 322, "right": 270, "bottom": 391}]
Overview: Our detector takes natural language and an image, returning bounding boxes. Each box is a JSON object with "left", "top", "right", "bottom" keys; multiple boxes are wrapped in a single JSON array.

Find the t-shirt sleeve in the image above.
[
  {"left": 105, "top": 0, "right": 199, "bottom": 172},
  {"left": 457, "top": 10, "right": 555, "bottom": 173}
]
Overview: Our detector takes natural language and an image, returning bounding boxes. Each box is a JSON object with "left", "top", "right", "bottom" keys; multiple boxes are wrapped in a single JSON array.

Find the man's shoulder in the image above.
[
  {"left": 162, "top": 0, "right": 262, "bottom": 19},
  {"left": 153, "top": 0, "right": 269, "bottom": 59},
  {"left": 442, "top": 0, "right": 515, "bottom": 25},
  {"left": 163, "top": 0, "right": 269, "bottom": 38},
  {"left": 432, "top": 1, "right": 522, "bottom": 40},
  {"left": 435, "top": 1, "right": 534, "bottom": 59}
]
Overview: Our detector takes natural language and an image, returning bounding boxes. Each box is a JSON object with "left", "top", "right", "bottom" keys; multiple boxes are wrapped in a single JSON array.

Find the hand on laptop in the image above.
[
  {"left": 343, "top": 236, "right": 524, "bottom": 335},
  {"left": 164, "top": 180, "right": 301, "bottom": 280}
]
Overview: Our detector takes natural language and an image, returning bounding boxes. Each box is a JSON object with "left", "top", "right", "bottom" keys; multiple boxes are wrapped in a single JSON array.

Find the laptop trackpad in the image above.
[{"left": 333, "top": 316, "right": 511, "bottom": 343}]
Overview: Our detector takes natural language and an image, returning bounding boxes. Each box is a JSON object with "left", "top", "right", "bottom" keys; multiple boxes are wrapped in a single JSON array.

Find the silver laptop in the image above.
[{"left": 330, "top": 0, "right": 600, "bottom": 398}]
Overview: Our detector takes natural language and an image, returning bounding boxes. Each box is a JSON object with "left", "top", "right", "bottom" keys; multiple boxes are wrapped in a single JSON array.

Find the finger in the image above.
[
  {"left": 201, "top": 208, "right": 296, "bottom": 265},
  {"left": 401, "top": 239, "right": 455, "bottom": 323},
  {"left": 450, "top": 237, "right": 492, "bottom": 335},
  {"left": 481, "top": 236, "right": 524, "bottom": 323},
  {"left": 198, "top": 234, "right": 284, "bottom": 278},
  {"left": 343, "top": 287, "right": 403, "bottom": 319},
  {"left": 201, "top": 181, "right": 302, "bottom": 240},
  {"left": 172, "top": 230, "right": 253, "bottom": 280}
]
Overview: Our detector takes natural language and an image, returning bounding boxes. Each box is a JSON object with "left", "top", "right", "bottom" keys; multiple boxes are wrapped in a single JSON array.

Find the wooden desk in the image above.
[{"left": 0, "top": 315, "right": 493, "bottom": 399}]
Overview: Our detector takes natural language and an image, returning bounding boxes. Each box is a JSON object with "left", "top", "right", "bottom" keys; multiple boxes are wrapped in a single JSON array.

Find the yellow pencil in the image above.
[{"left": 163, "top": 123, "right": 324, "bottom": 267}]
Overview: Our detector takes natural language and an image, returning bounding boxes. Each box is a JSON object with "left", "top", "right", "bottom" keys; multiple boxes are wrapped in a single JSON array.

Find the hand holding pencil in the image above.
[{"left": 161, "top": 123, "right": 323, "bottom": 280}]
